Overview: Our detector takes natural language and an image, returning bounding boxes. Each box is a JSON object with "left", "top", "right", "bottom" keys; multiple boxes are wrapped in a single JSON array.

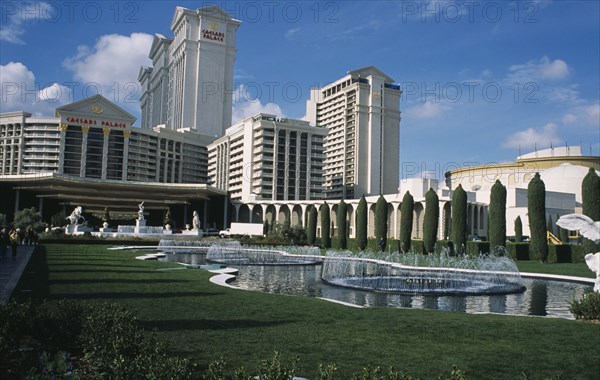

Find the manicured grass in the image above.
[
  {"left": 516, "top": 261, "right": 595, "bottom": 278},
  {"left": 13, "top": 244, "right": 600, "bottom": 379}
]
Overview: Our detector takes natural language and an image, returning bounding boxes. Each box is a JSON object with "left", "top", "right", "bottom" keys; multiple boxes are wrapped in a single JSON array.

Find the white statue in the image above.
[
  {"left": 66, "top": 206, "right": 85, "bottom": 225},
  {"left": 556, "top": 214, "right": 600, "bottom": 292},
  {"left": 138, "top": 202, "right": 145, "bottom": 221},
  {"left": 192, "top": 211, "right": 201, "bottom": 231}
]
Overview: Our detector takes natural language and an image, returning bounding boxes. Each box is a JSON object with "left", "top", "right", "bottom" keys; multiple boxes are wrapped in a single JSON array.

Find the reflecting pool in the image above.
[{"left": 158, "top": 253, "right": 591, "bottom": 319}]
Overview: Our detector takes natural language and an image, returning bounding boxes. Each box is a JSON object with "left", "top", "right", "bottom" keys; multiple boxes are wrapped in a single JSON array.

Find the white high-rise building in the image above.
[
  {"left": 139, "top": 6, "right": 240, "bottom": 137},
  {"left": 208, "top": 114, "right": 326, "bottom": 202},
  {"left": 306, "top": 66, "right": 401, "bottom": 199}
]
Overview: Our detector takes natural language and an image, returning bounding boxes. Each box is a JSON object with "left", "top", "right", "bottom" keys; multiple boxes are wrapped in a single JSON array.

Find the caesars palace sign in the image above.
[{"left": 202, "top": 22, "right": 225, "bottom": 43}]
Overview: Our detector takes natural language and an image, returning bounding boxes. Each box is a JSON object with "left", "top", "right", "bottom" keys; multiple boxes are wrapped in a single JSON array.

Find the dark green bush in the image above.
[
  {"left": 506, "top": 242, "right": 530, "bottom": 261},
  {"left": 435, "top": 240, "right": 454, "bottom": 255},
  {"left": 569, "top": 292, "right": 600, "bottom": 321},
  {"left": 410, "top": 240, "right": 425, "bottom": 255},
  {"left": 548, "top": 244, "right": 572, "bottom": 263},
  {"left": 466, "top": 241, "right": 491, "bottom": 256},
  {"left": 569, "top": 244, "right": 589, "bottom": 264}
]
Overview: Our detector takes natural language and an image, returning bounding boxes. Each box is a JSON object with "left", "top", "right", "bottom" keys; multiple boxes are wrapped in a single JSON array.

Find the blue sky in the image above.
[{"left": 1, "top": 1, "right": 599, "bottom": 180}]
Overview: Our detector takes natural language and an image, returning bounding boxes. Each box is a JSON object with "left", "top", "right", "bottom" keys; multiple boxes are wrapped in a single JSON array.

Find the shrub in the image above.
[
  {"left": 548, "top": 244, "right": 571, "bottom": 263},
  {"left": 514, "top": 216, "right": 523, "bottom": 243},
  {"left": 582, "top": 167, "right": 600, "bottom": 253},
  {"left": 506, "top": 242, "right": 530, "bottom": 261},
  {"left": 321, "top": 202, "right": 331, "bottom": 249},
  {"left": 307, "top": 206, "right": 317, "bottom": 245},
  {"left": 435, "top": 240, "right": 454, "bottom": 255},
  {"left": 569, "top": 292, "right": 600, "bottom": 321},
  {"left": 528, "top": 173, "right": 548, "bottom": 262},
  {"left": 399, "top": 192, "right": 414, "bottom": 253},
  {"left": 356, "top": 196, "right": 368, "bottom": 251},
  {"left": 423, "top": 188, "right": 439, "bottom": 254},
  {"left": 375, "top": 196, "right": 388, "bottom": 250},
  {"left": 451, "top": 185, "right": 467, "bottom": 255},
  {"left": 466, "top": 241, "right": 491, "bottom": 256},
  {"left": 489, "top": 180, "right": 507, "bottom": 250}
]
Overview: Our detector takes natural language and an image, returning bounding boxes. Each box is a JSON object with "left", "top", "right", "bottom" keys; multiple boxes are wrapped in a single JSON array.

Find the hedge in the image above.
[
  {"left": 506, "top": 242, "right": 530, "bottom": 261},
  {"left": 466, "top": 241, "right": 491, "bottom": 256}
]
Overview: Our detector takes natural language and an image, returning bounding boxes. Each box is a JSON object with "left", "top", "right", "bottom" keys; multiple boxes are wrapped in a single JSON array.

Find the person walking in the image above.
[
  {"left": 10, "top": 228, "right": 20, "bottom": 257},
  {"left": 0, "top": 227, "right": 9, "bottom": 258}
]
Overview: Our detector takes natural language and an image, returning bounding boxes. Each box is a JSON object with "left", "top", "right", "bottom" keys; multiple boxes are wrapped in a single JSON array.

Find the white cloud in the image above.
[
  {"left": 502, "top": 123, "right": 562, "bottom": 150},
  {"left": 0, "top": 61, "right": 71, "bottom": 115},
  {"left": 507, "top": 56, "right": 570, "bottom": 83},
  {"left": 405, "top": 101, "right": 444, "bottom": 119},
  {"left": 284, "top": 27, "right": 301, "bottom": 39},
  {"left": 0, "top": 2, "right": 54, "bottom": 44},
  {"left": 63, "top": 33, "right": 153, "bottom": 110},
  {"left": 584, "top": 103, "right": 600, "bottom": 125},
  {"left": 231, "top": 85, "right": 285, "bottom": 124},
  {"left": 562, "top": 113, "right": 577, "bottom": 124}
]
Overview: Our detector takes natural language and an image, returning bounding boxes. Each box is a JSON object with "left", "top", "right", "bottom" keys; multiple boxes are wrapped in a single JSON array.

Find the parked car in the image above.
[{"left": 204, "top": 228, "right": 219, "bottom": 236}]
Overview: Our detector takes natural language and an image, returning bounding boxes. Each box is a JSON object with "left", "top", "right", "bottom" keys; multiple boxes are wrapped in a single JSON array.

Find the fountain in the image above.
[
  {"left": 321, "top": 251, "right": 526, "bottom": 295},
  {"left": 206, "top": 244, "right": 322, "bottom": 266}
]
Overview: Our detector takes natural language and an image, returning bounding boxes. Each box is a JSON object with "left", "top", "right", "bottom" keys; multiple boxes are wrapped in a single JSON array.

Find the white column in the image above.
[
  {"left": 122, "top": 130, "right": 130, "bottom": 181},
  {"left": 283, "top": 130, "right": 289, "bottom": 200},
  {"left": 57, "top": 124, "right": 67, "bottom": 174},
  {"left": 101, "top": 127, "right": 110, "bottom": 179},
  {"left": 80, "top": 126, "right": 90, "bottom": 177}
]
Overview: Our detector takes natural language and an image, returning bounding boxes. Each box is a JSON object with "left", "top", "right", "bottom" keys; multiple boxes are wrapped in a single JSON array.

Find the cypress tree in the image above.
[
  {"left": 451, "top": 184, "right": 467, "bottom": 255},
  {"left": 582, "top": 167, "right": 600, "bottom": 251},
  {"left": 321, "top": 202, "right": 331, "bottom": 249},
  {"left": 306, "top": 205, "right": 317, "bottom": 245},
  {"left": 514, "top": 216, "right": 523, "bottom": 243},
  {"left": 399, "top": 191, "right": 414, "bottom": 253},
  {"left": 375, "top": 195, "right": 388, "bottom": 250},
  {"left": 337, "top": 200, "right": 348, "bottom": 249},
  {"left": 528, "top": 173, "right": 548, "bottom": 262},
  {"left": 356, "top": 195, "right": 368, "bottom": 251},
  {"left": 423, "top": 188, "right": 439, "bottom": 254},
  {"left": 489, "top": 180, "right": 507, "bottom": 251}
]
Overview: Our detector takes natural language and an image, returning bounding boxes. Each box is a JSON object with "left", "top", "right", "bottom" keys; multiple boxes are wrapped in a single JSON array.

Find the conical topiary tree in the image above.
[
  {"left": 321, "top": 202, "right": 331, "bottom": 249},
  {"left": 307, "top": 205, "right": 317, "bottom": 245},
  {"left": 451, "top": 184, "right": 467, "bottom": 255},
  {"left": 375, "top": 195, "right": 388, "bottom": 251},
  {"left": 582, "top": 167, "right": 600, "bottom": 251},
  {"left": 514, "top": 216, "right": 523, "bottom": 243},
  {"left": 489, "top": 180, "right": 507, "bottom": 251},
  {"left": 337, "top": 200, "right": 348, "bottom": 249},
  {"left": 400, "top": 191, "right": 414, "bottom": 253},
  {"left": 528, "top": 173, "right": 548, "bottom": 262},
  {"left": 423, "top": 188, "right": 439, "bottom": 254},
  {"left": 356, "top": 195, "right": 368, "bottom": 251}
]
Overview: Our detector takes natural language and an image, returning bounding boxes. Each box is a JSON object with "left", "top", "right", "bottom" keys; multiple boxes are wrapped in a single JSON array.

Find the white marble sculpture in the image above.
[
  {"left": 556, "top": 214, "right": 600, "bottom": 292},
  {"left": 192, "top": 211, "right": 201, "bottom": 231},
  {"left": 66, "top": 206, "right": 85, "bottom": 225},
  {"left": 138, "top": 202, "right": 145, "bottom": 221}
]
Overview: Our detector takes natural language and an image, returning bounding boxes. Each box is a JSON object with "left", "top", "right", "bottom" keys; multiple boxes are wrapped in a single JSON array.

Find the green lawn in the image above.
[
  {"left": 516, "top": 261, "right": 595, "bottom": 278},
  {"left": 13, "top": 244, "right": 600, "bottom": 379}
]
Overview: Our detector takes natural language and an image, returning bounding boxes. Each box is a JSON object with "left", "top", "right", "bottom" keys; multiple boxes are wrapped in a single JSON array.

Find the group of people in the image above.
[{"left": 0, "top": 227, "right": 37, "bottom": 258}]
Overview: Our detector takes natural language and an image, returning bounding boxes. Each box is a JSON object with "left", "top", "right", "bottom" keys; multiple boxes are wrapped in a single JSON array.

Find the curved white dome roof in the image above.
[{"left": 540, "top": 163, "right": 599, "bottom": 203}]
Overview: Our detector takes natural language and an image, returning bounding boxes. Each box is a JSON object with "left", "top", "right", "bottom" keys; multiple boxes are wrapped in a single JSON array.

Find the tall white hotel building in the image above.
[{"left": 306, "top": 66, "right": 401, "bottom": 199}]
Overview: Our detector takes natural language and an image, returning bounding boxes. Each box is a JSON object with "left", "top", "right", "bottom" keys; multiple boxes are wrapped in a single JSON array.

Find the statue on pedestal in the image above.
[
  {"left": 66, "top": 206, "right": 85, "bottom": 225},
  {"left": 192, "top": 211, "right": 201, "bottom": 231},
  {"left": 138, "top": 202, "right": 145, "bottom": 221}
]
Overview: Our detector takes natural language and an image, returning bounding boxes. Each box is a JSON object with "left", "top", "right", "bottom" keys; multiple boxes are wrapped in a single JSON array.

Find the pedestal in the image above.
[
  {"left": 134, "top": 219, "right": 147, "bottom": 234},
  {"left": 182, "top": 229, "right": 204, "bottom": 237}
]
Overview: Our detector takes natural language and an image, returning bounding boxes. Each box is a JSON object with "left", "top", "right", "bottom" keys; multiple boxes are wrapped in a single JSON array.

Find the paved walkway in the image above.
[{"left": 0, "top": 244, "right": 37, "bottom": 303}]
